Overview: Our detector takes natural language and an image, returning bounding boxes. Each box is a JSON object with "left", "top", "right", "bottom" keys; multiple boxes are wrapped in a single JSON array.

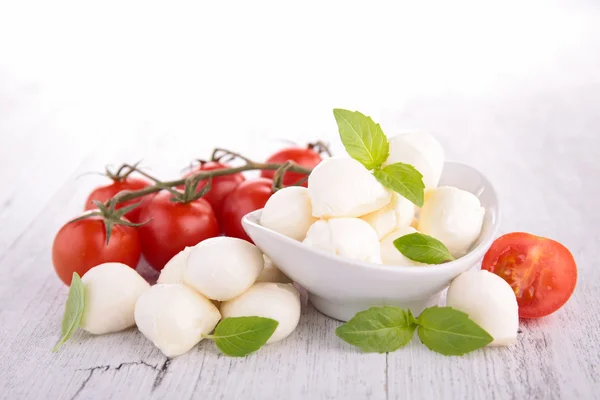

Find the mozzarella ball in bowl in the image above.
[
  {"left": 361, "top": 192, "right": 416, "bottom": 239},
  {"left": 385, "top": 132, "right": 444, "bottom": 189},
  {"left": 135, "top": 284, "right": 221, "bottom": 357},
  {"left": 303, "top": 218, "right": 381, "bottom": 263},
  {"left": 308, "top": 157, "right": 391, "bottom": 218},
  {"left": 259, "top": 186, "right": 316, "bottom": 241},
  {"left": 447, "top": 269, "right": 519, "bottom": 346},
  {"left": 379, "top": 226, "right": 424, "bottom": 266},
  {"left": 220, "top": 283, "right": 301, "bottom": 344},
  {"left": 80, "top": 262, "right": 150, "bottom": 335},
  {"left": 418, "top": 186, "right": 485, "bottom": 258},
  {"left": 157, "top": 246, "right": 192, "bottom": 284},
  {"left": 183, "top": 237, "right": 264, "bottom": 301}
]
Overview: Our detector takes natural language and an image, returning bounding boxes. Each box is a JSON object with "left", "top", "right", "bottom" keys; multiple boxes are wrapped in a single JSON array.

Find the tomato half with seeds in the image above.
[{"left": 481, "top": 232, "right": 577, "bottom": 318}]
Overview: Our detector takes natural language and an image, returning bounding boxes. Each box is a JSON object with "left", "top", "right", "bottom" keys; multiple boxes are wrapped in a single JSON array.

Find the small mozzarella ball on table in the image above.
[
  {"left": 385, "top": 132, "right": 445, "bottom": 189},
  {"left": 157, "top": 246, "right": 192, "bottom": 284},
  {"left": 308, "top": 157, "right": 391, "bottom": 218},
  {"left": 79, "top": 262, "right": 150, "bottom": 335},
  {"left": 220, "top": 282, "right": 301, "bottom": 344},
  {"left": 447, "top": 269, "right": 519, "bottom": 346},
  {"left": 379, "top": 226, "right": 424, "bottom": 266},
  {"left": 360, "top": 193, "right": 416, "bottom": 239},
  {"left": 134, "top": 284, "right": 221, "bottom": 357},
  {"left": 183, "top": 237, "right": 264, "bottom": 301},
  {"left": 303, "top": 218, "right": 381, "bottom": 263},
  {"left": 259, "top": 186, "right": 317, "bottom": 241},
  {"left": 418, "top": 186, "right": 485, "bottom": 258},
  {"left": 256, "top": 255, "right": 292, "bottom": 283}
]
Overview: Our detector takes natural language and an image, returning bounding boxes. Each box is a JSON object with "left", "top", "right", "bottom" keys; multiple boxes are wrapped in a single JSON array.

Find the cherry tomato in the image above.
[
  {"left": 85, "top": 177, "right": 152, "bottom": 223},
  {"left": 260, "top": 146, "right": 322, "bottom": 187},
  {"left": 481, "top": 232, "right": 577, "bottom": 319},
  {"left": 221, "top": 178, "right": 273, "bottom": 242},
  {"left": 52, "top": 216, "right": 141, "bottom": 285},
  {"left": 180, "top": 162, "right": 245, "bottom": 217},
  {"left": 138, "top": 190, "right": 220, "bottom": 270}
]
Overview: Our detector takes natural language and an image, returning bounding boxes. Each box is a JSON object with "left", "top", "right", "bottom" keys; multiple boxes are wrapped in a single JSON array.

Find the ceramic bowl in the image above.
[{"left": 242, "top": 161, "right": 500, "bottom": 321}]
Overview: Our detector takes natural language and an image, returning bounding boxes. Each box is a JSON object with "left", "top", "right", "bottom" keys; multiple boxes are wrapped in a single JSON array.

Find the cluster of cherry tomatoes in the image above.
[{"left": 52, "top": 145, "right": 324, "bottom": 285}]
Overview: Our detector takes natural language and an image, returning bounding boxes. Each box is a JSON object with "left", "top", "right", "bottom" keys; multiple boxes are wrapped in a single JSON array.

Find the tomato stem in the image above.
[
  {"left": 308, "top": 140, "right": 332, "bottom": 157},
  {"left": 108, "top": 157, "right": 313, "bottom": 204}
]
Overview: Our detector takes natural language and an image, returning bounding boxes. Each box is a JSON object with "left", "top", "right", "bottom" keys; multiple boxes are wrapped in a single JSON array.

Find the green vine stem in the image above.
[
  {"left": 108, "top": 153, "right": 313, "bottom": 206},
  {"left": 308, "top": 140, "right": 333, "bottom": 157}
]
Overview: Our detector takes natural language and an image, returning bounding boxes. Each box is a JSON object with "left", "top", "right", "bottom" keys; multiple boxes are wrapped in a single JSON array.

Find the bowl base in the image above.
[{"left": 309, "top": 292, "right": 443, "bottom": 322}]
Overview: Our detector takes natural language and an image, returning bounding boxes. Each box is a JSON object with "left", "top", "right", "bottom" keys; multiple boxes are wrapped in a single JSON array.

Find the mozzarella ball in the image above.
[
  {"left": 385, "top": 132, "right": 444, "bottom": 189},
  {"left": 303, "top": 218, "right": 381, "bottom": 263},
  {"left": 360, "top": 193, "right": 416, "bottom": 239},
  {"left": 308, "top": 157, "right": 391, "bottom": 218},
  {"left": 418, "top": 186, "right": 485, "bottom": 258},
  {"left": 220, "top": 283, "right": 301, "bottom": 344},
  {"left": 256, "top": 255, "right": 292, "bottom": 283},
  {"left": 259, "top": 186, "right": 317, "bottom": 241},
  {"left": 183, "top": 237, "right": 264, "bottom": 301},
  {"left": 380, "top": 226, "right": 423, "bottom": 266},
  {"left": 134, "top": 284, "right": 221, "bottom": 357},
  {"left": 157, "top": 246, "right": 191, "bottom": 284},
  {"left": 447, "top": 269, "right": 519, "bottom": 346},
  {"left": 80, "top": 263, "right": 150, "bottom": 335}
]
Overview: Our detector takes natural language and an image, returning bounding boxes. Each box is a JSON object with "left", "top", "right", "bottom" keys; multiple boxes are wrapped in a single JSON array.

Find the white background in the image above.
[{"left": 1, "top": 1, "right": 599, "bottom": 399}]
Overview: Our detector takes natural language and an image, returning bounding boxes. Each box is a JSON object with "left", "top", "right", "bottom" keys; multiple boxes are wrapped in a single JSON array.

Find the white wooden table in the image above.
[{"left": 1, "top": 2, "right": 600, "bottom": 399}]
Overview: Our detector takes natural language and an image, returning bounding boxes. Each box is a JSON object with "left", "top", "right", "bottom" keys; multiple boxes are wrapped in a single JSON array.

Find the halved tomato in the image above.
[{"left": 481, "top": 232, "right": 577, "bottom": 318}]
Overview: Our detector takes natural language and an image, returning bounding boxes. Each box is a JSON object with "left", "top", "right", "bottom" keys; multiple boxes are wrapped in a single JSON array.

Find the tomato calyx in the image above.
[
  {"left": 271, "top": 160, "right": 306, "bottom": 191},
  {"left": 175, "top": 175, "right": 214, "bottom": 203},
  {"left": 211, "top": 147, "right": 255, "bottom": 165},
  {"left": 307, "top": 140, "right": 332, "bottom": 157},
  {"left": 103, "top": 161, "right": 141, "bottom": 182},
  {"left": 71, "top": 199, "right": 150, "bottom": 246}
]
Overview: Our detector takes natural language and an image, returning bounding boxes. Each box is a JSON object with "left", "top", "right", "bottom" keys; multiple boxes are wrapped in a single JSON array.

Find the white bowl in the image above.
[{"left": 242, "top": 162, "right": 500, "bottom": 321}]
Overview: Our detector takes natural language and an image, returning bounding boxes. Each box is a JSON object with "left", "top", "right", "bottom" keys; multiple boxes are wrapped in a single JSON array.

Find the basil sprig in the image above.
[
  {"left": 336, "top": 306, "right": 492, "bottom": 356},
  {"left": 333, "top": 108, "right": 424, "bottom": 207}
]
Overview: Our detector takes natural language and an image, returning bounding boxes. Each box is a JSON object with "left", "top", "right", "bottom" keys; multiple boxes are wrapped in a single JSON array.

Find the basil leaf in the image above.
[
  {"left": 417, "top": 306, "right": 493, "bottom": 356},
  {"left": 333, "top": 109, "right": 389, "bottom": 170},
  {"left": 372, "top": 163, "right": 425, "bottom": 207},
  {"left": 335, "top": 306, "right": 417, "bottom": 353},
  {"left": 52, "top": 272, "right": 85, "bottom": 352},
  {"left": 394, "top": 232, "right": 454, "bottom": 264},
  {"left": 211, "top": 317, "right": 279, "bottom": 357}
]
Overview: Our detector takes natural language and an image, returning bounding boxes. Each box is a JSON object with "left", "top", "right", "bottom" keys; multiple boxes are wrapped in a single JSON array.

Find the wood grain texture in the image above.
[{"left": 2, "top": 10, "right": 600, "bottom": 397}]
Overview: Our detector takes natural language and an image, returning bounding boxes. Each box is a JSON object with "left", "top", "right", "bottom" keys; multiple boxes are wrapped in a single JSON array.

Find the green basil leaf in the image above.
[
  {"left": 417, "top": 306, "right": 493, "bottom": 356},
  {"left": 336, "top": 306, "right": 417, "bottom": 353},
  {"left": 394, "top": 232, "right": 454, "bottom": 264},
  {"left": 211, "top": 317, "right": 279, "bottom": 357},
  {"left": 372, "top": 163, "right": 425, "bottom": 207},
  {"left": 333, "top": 109, "right": 389, "bottom": 170},
  {"left": 52, "top": 272, "right": 85, "bottom": 352}
]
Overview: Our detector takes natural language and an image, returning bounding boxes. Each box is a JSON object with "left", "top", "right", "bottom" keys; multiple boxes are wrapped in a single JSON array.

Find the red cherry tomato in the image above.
[
  {"left": 260, "top": 146, "right": 322, "bottom": 187},
  {"left": 481, "top": 232, "right": 577, "bottom": 319},
  {"left": 221, "top": 178, "right": 273, "bottom": 242},
  {"left": 180, "top": 162, "right": 245, "bottom": 217},
  {"left": 85, "top": 177, "right": 152, "bottom": 223},
  {"left": 138, "top": 190, "right": 220, "bottom": 270},
  {"left": 52, "top": 216, "right": 141, "bottom": 285}
]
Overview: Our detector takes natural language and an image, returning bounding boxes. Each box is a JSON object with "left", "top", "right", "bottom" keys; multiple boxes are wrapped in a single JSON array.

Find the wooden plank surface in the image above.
[
  {"left": 1, "top": 86, "right": 599, "bottom": 400},
  {"left": 2, "top": 3, "right": 600, "bottom": 398}
]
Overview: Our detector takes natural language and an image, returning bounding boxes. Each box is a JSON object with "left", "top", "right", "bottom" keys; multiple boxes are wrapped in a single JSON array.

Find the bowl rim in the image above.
[{"left": 242, "top": 161, "right": 500, "bottom": 276}]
